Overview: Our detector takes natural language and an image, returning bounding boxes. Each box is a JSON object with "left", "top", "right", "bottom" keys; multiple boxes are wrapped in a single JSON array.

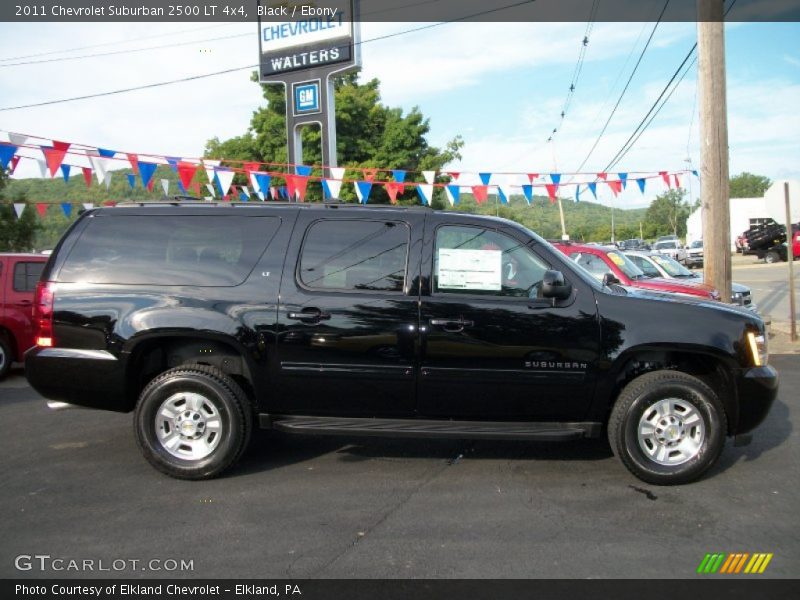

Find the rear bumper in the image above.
[
  {"left": 734, "top": 365, "right": 779, "bottom": 434},
  {"left": 25, "top": 347, "right": 131, "bottom": 412}
]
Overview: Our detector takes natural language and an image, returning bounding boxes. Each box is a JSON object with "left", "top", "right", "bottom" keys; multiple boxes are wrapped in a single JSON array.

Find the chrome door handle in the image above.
[{"left": 287, "top": 308, "right": 331, "bottom": 323}]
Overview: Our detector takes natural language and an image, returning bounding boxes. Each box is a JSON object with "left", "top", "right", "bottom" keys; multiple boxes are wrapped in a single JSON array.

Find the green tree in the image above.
[
  {"left": 0, "top": 191, "right": 40, "bottom": 252},
  {"left": 644, "top": 189, "right": 691, "bottom": 238},
  {"left": 729, "top": 172, "right": 771, "bottom": 198},
  {"left": 204, "top": 72, "right": 463, "bottom": 202}
]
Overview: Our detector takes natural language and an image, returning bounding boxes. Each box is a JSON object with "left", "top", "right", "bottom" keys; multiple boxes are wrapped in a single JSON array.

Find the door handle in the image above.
[
  {"left": 429, "top": 317, "right": 474, "bottom": 333},
  {"left": 17, "top": 300, "right": 32, "bottom": 306},
  {"left": 287, "top": 308, "right": 331, "bottom": 323}
]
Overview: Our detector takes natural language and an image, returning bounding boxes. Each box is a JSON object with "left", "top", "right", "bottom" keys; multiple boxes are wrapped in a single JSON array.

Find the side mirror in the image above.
[
  {"left": 542, "top": 269, "right": 572, "bottom": 300},
  {"left": 602, "top": 272, "right": 620, "bottom": 287}
]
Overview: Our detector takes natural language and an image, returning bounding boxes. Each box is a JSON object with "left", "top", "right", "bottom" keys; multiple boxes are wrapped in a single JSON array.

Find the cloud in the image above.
[{"left": 784, "top": 54, "right": 800, "bottom": 68}]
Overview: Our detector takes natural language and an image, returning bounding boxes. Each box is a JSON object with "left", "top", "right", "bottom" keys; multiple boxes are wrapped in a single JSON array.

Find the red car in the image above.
[
  {"left": 552, "top": 242, "right": 720, "bottom": 300},
  {"left": 0, "top": 253, "right": 48, "bottom": 379}
]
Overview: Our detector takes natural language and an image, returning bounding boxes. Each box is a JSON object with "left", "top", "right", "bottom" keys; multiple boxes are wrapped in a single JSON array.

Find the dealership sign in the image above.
[{"left": 258, "top": 1, "right": 358, "bottom": 78}]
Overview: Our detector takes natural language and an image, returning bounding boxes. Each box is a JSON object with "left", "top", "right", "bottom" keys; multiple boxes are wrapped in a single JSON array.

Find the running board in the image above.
[{"left": 260, "top": 415, "right": 601, "bottom": 441}]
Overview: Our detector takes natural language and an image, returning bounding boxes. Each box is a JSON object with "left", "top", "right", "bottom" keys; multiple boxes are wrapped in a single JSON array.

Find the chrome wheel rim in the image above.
[
  {"left": 637, "top": 398, "right": 705, "bottom": 466},
  {"left": 0, "top": 345, "right": 6, "bottom": 371},
  {"left": 155, "top": 392, "right": 222, "bottom": 460}
]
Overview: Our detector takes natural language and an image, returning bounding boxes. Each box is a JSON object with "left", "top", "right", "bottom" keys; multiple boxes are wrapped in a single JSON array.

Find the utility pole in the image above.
[
  {"left": 698, "top": 0, "right": 732, "bottom": 302},
  {"left": 784, "top": 182, "right": 797, "bottom": 341}
]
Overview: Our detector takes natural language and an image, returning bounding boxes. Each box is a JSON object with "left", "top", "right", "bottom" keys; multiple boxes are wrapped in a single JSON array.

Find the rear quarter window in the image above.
[
  {"left": 58, "top": 214, "right": 280, "bottom": 286},
  {"left": 13, "top": 261, "right": 45, "bottom": 292}
]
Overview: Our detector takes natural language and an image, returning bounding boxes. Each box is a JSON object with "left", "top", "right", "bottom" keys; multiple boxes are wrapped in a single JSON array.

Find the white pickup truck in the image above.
[{"left": 653, "top": 239, "right": 688, "bottom": 265}]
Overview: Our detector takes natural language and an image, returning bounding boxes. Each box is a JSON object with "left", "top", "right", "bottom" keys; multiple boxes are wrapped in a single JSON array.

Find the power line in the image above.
[
  {"left": 0, "top": 0, "right": 540, "bottom": 112},
  {"left": 569, "top": 0, "right": 671, "bottom": 175},
  {"left": 0, "top": 24, "right": 231, "bottom": 62}
]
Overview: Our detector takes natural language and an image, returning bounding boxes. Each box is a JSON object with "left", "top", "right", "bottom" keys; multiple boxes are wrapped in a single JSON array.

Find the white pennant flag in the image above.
[
  {"left": 329, "top": 167, "right": 345, "bottom": 181},
  {"left": 324, "top": 178, "right": 343, "bottom": 198},
  {"left": 498, "top": 184, "right": 514, "bottom": 204},
  {"left": 205, "top": 183, "right": 216, "bottom": 197},
  {"left": 89, "top": 155, "right": 109, "bottom": 185},
  {"left": 9, "top": 133, "right": 28, "bottom": 146},
  {"left": 35, "top": 158, "right": 48, "bottom": 179},
  {"left": 13, "top": 203, "right": 26, "bottom": 218},
  {"left": 417, "top": 184, "right": 434, "bottom": 205},
  {"left": 422, "top": 170, "right": 436, "bottom": 185},
  {"left": 161, "top": 178, "right": 169, "bottom": 196},
  {"left": 104, "top": 171, "right": 113, "bottom": 190},
  {"left": 82, "top": 203, "right": 94, "bottom": 211},
  {"left": 215, "top": 169, "right": 235, "bottom": 196},
  {"left": 203, "top": 159, "right": 221, "bottom": 185},
  {"left": 240, "top": 186, "right": 251, "bottom": 198}
]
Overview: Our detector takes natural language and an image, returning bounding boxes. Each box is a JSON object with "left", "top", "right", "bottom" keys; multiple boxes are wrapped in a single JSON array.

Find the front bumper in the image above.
[{"left": 734, "top": 365, "right": 779, "bottom": 434}]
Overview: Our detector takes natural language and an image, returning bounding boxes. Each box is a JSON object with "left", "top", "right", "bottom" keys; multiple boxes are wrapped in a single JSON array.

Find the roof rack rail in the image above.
[{"left": 99, "top": 199, "right": 435, "bottom": 210}]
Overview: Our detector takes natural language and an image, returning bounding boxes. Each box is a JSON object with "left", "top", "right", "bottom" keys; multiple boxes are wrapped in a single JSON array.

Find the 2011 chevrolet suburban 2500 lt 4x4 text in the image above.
[{"left": 25, "top": 204, "right": 778, "bottom": 484}]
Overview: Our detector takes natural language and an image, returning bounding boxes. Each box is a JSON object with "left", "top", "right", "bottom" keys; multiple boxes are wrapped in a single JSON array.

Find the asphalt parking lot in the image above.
[{"left": 0, "top": 351, "right": 797, "bottom": 580}]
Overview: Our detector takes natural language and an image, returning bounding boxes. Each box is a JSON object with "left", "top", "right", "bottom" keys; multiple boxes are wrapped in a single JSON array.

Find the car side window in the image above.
[
  {"left": 434, "top": 225, "right": 548, "bottom": 298},
  {"left": 13, "top": 261, "right": 45, "bottom": 292},
  {"left": 298, "top": 220, "right": 409, "bottom": 293},
  {"left": 628, "top": 255, "right": 659, "bottom": 277},
  {"left": 569, "top": 252, "right": 610, "bottom": 281}
]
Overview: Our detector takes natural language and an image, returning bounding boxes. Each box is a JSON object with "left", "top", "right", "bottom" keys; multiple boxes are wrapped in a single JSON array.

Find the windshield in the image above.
[
  {"left": 690, "top": 240, "right": 703, "bottom": 249},
  {"left": 650, "top": 254, "right": 694, "bottom": 277},
  {"left": 606, "top": 250, "right": 646, "bottom": 279},
  {"left": 654, "top": 241, "right": 676, "bottom": 250}
]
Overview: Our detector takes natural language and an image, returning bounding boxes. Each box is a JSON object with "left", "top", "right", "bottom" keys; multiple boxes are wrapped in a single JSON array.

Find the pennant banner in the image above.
[
  {"left": 61, "top": 202, "right": 72, "bottom": 218},
  {"left": 355, "top": 180, "right": 372, "bottom": 204},
  {"left": 385, "top": 182, "right": 404, "bottom": 204},
  {"left": 416, "top": 183, "right": 434, "bottom": 206},
  {"left": 445, "top": 184, "right": 460, "bottom": 206},
  {"left": 0, "top": 144, "right": 17, "bottom": 169}
]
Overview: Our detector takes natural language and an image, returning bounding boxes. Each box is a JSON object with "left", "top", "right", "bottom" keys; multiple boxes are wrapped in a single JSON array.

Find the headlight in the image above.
[
  {"left": 746, "top": 331, "right": 768, "bottom": 367},
  {"left": 732, "top": 292, "right": 744, "bottom": 305}
]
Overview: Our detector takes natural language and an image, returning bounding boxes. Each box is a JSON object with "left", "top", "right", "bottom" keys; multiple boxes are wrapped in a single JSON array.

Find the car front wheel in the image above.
[
  {"left": 608, "top": 370, "right": 726, "bottom": 485},
  {"left": 0, "top": 336, "right": 12, "bottom": 380},
  {"left": 134, "top": 364, "right": 252, "bottom": 480}
]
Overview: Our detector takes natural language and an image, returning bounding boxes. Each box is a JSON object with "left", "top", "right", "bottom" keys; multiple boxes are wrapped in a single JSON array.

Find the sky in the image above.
[{"left": 0, "top": 17, "right": 798, "bottom": 209}]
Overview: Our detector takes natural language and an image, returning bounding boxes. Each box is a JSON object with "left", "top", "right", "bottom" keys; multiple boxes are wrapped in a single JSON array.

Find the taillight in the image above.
[{"left": 33, "top": 281, "right": 55, "bottom": 347}]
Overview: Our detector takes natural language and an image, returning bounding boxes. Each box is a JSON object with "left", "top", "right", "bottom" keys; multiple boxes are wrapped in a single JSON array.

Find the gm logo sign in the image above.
[{"left": 293, "top": 81, "right": 321, "bottom": 116}]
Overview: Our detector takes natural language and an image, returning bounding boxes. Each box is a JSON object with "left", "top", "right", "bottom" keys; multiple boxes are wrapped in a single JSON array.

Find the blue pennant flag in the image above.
[
  {"left": 618, "top": 172, "right": 628, "bottom": 189},
  {"left": 127, "top": 174, "right": 136, "bottom": 189},
  {"left": 446, "top": 184, "right": 460, "bottom": 205},
  {"left": 60, "top": 164, "right": 71, "bottom": 183},
  {"left": 178, "top": 182, "right": 187, "bottom": 195},
  {"left": 575, "top": 185, "right": 581, "bottom": 202},
  {"left": 254, "top": 173, "right": 271, "bottom": 197},
  {"left": 550, "top": 173, "right": 561, "bottom": 186},
  {"left": 139, "top": 161, "right": 158, "bottom": 188},
  {"left": 588, "top": 182, "right": 598, "bottom": 199},
  {"left": 97, "top": 148, "right": 116, "bottom": 158},
  {"left": 166, "top": 157, "right": 181, "bottom": 172},
  {"left": 355, "top": 181, "right": 373, "bottom": 204},
  {"left": 321, "top": 180, "right": 333, "bottom": 198},
  {"left": 60, "top": 202, "right": 73, "bottom": 218},
  {"left": 497, "top": 187, "right": 509, "bottom": 205},
  {"left": 0, "top": 144, "right": 18, "bottom": 169},
  {"left": 296, "top": 165, "right": 312, "bottom": 177},
  {"left": 213, "top": 172, "right": 223, "bottom": 196},
  {"left": 392, "top": 170, "right": 406, "bottom": 183},
  {"left": 521, "top": 185, "right": 533, "bottom": 204},
  {"left": 479, "top": 172, "right": 492, "bottom": 186},
  {"left": 636, "top": 178, "right": 647, "bottom": 194},
  {"left": 691, "top": 170, "right": 699, "bottom": 178},
  {"left": 279, "top": 186, "right": 288, "bottom": 199},
  {"left": 239, "top": 190, "right": 249, "bottom": 202}
]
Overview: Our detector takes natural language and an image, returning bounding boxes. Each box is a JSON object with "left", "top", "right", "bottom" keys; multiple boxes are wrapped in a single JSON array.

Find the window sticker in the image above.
[
  {"left": 437, "top": 248, "right": 502, "bottom": 291},
  {"left": 607, "top": 252, "right": 626, "bottom": 267}
]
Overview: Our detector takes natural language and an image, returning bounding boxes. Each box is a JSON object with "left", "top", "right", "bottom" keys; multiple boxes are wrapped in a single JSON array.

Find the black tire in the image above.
[
  {"left": 764, "top": 251, "right": 780, "bottom": 264},
  {"left": 608, "top": 370, "right": 726, "bottom": 485},
  {"left": 134, "top": 364, "right": 252, "bottom": 480},
  {"left": 0, "top": 336, "right": 12, "bottom": 380}
]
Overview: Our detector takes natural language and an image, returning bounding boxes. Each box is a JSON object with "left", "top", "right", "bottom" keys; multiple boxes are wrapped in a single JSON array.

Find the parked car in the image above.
[
  {"left": 653, "top": 239, "right": 688, "bottom": 265},
  {"left": 623, "top": 251, "right": 756, "bottom": 312},
  {"left": 26, "top": 204, "right": 776, "bottom": 485},
  {"left": 0, "top": 253, "right": 48, "bottom": 379},
  {"left": 551, "top": 242, "right": 720, "bottom": 301},
  {"left": 684, "top": 240, "right": 704, "bottom": 268},
  {"left": 741, "top": 221, "right": 800, "bottom": 263},
  {"left": 619, "top": 238, "right": 650, "bottom": 251}
]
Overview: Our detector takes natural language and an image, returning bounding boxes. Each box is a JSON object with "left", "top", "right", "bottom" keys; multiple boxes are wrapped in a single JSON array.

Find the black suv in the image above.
[{"left": 26, "top": 203, "right": 778, "bottom": 484}]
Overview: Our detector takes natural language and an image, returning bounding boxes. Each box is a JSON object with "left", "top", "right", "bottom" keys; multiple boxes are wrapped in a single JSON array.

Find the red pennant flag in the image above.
[
  {"left": 82, "top": 167, "right": 93, "bottom": 188},
  {"left": 527, "top": 173, "right": 539, "bottom": 184},
  {"left": 192, "top": 181, "right": 201, "bottom": 197},
  {"left": 607, "top": 180, "right": 623, "bottom": 196},
  {"left": 285, "top": 174, "right": 309, "bottom": 202},
  {"left": 471, "top": 185, "right": 489, "bottom": 204},
  {"left": 36, "top": 203, "right": 49, "bottom": 218},
  {"left": 362, "top": 168, "right": 378, "bottom": 182},
  {"left": 545, "top": 184, "right": 558, "bottom": 203},
  {"left": 673, "top": 174, "right": 681, "bottom": 189},
  {"left": 222, "top": 195, "right": 231, "bottom": 202},
  {"left": 177, "top": 161, "right": 199, "bottom": 190},
  {"left": 596, "top": 172, "right": 608, "bottom": 181},
  {"left": 42, "top": 141, "right": 70, "bottom": 176},
  {"left": 385, "top": 182, "right": 405, "bottom": 204},
  {"left": 660, "top": 171, "right": 671, "bottom": 187},
  {"left": 9, "top": 155, "right": 20, "bottom": 174},
  {"left": 103, "top": 200, "right": 117, "bottom": 207},
  {"left": 127, "top": 153, "right": 140, "bottom": 175},
  {"left": 243, "top": 162, "right": 260, "bottom": 174},
  {"left": 446, "top": 171, "right": 460, "bottom": 182},
  {"left": 146, "top": 178, "right": 155, "bottom": 192}
]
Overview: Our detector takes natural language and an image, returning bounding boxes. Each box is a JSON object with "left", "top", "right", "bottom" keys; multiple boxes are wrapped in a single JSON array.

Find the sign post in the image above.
[{"left": 257, "top": 0, "right": 360, "bottom": 185}]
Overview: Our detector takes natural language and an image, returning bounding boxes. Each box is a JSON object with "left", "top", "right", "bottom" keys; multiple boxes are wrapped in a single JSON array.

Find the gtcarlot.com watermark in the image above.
[{"left": 14, "top": 554, "right": 194, "bottom": 573}]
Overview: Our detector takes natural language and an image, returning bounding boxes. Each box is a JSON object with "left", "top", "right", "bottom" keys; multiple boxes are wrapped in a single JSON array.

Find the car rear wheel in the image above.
[
  {"left": 764, "top": 251, "right": 780, "bottom": 264},
  {"left": 0, "top": 336, "right": 12, "bottom": 380},
  {"left": 608, "top": 370, "right": 726, "bottom": 485},
  {"left": 134, "top": 364, "right": 252, "bottom": 480}
]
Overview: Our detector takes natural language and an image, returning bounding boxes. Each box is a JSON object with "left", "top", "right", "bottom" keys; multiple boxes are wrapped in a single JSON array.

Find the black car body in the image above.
[{"left": 26, "top": 204, "right": 778, "bottom": 484}]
